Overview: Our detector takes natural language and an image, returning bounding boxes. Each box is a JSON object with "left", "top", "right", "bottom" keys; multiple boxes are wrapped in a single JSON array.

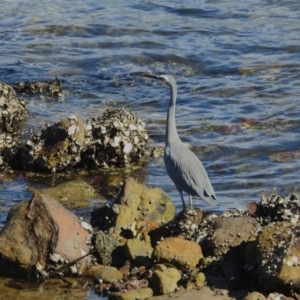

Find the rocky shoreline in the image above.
[
  {"left": 0, "top": 176, "right": 299, "bottom": 300},
  {"left": 0, "top": 79, "right": 300, "bottom": 300}
]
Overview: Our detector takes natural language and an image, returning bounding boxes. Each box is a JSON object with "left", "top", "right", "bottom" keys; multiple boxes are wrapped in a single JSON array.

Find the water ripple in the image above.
[{"left": 0, "top": 0, "right": 300, "bottom": 216}]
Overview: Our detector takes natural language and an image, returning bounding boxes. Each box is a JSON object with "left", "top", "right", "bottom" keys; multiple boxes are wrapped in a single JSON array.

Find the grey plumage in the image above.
[{"left": 141, "top": 74, "right": 218, "bottom": 210}]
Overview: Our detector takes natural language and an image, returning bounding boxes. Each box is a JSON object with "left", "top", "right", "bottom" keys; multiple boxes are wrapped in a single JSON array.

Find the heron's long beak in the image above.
[{"left": 139, "top": 74, "right": 163, "bottom": 81}]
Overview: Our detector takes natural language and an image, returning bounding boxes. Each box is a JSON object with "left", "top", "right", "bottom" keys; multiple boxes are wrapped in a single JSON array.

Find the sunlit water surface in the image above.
[{"left": 1, "top": 0, "right": 300, "bottom": 297}]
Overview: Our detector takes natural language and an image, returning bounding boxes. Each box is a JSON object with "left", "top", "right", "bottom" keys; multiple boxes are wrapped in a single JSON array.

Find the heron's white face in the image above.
[
  {"left": 158, "top": 75, "right": 174, "bottom": 87},
  {"left": 158, "top": 75, "right": 169, "bottom": 81}
]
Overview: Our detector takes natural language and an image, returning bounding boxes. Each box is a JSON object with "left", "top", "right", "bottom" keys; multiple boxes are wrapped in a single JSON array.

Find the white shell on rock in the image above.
[{"left": 123, "top": 143, "right": 133, "bottom": 154}]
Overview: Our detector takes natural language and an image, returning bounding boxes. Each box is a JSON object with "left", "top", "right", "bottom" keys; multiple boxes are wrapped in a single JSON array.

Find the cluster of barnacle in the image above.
[
  {"left": 22, "top": 116, "right": 85, "bottom": 172},
  {"left": 260, "top": 193, "right": 300, "bottom": 225},
  {"left": 148, "top": 209, "right": 218, "bottom": 245},
  {"left": 18, "top": 78, "right": 63, "bottom": 98},
  {"left": 260, "top": 224, "right": 300, "bottom": 279},
  {"left": 21, "top": 109, "right": 150, "bottom": 172},
  {"left": 0, "top": 133, "right": 22, "bottom": 169},
  {"left": 221, "top": 208, "right": 245, "bottom": 218},
  {"left": 82, "top": 108, "right": 149, "bottom": 168},
  {"left": 0, "top": 82, "right": 28, "bottom": 168},
  {"left": 0, "top": 82, "right": 28, "bottom": 133},
  {"left": 253, "top": 194, "right": 300, "bottom": 284},
  {"left": 175, "top": 209, "right": 205, "bottom": 242},
  {"left": 0, "top": 81, "right": 151, "bottom": 172}
]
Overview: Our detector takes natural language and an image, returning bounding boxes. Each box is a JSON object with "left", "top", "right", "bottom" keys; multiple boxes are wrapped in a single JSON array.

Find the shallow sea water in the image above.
[
  {"left": 1, "top": 0, "right": 300, "bottom": 215},
  {"left": 1, "top": 0, "right": 300, "bottom": 297}
]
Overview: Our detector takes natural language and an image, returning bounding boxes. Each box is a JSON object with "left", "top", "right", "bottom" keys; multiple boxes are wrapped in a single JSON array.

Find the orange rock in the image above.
[{"left": 152, "top": 237, "right": 202, "bottom": 269}]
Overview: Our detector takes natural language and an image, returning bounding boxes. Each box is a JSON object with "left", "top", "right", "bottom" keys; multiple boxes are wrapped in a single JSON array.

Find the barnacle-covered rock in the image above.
[
  {"left": 22, "top": 116, "right": 85, "bottom": 172},
  {"left": 249, "top": 193, "right": 300, "bottom": 226},
  {"left": 205, "top": 215, "right": 260, "bottom": 257},
  {"left": 18, "top": 78, "right": 63, "bottom": 98},
  {"left": 0, "top": 132, "right": 22, "bottom": 169},
  {"left": 0, "top": 82, "right": 28, "bottom": 133},
  {"left": 257, "top": 222, "right": 300, "bottom": 293},
  {"left": 82, "top": 108, "right": 149, "bottom": 168}
]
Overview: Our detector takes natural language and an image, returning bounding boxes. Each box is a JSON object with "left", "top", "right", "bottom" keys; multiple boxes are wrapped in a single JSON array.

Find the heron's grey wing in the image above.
[{"left": 165, "top": 144, "right": 218, "bottom": 206}]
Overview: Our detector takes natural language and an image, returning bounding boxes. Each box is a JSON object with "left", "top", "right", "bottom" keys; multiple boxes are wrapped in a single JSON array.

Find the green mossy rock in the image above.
[
  {"left": 109, "top": 287, "right": 153, "bottom": 300},
  {"left": 114, "top": 177, "right": 176, "bottom": 233},
  {"left": 151, "top": 265, "right": 181, "bottom": 295},
  {"left": 39, "top": 180, "right": 104, "bottom": 209}
]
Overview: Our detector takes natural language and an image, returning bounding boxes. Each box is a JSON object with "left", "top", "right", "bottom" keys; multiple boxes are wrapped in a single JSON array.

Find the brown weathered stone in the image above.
[
  {"left": 209, "top": 216, "right": 259, "bottom": 256},
  {"left": 0, "top": 193, "right": 91, "bottom": 277}
]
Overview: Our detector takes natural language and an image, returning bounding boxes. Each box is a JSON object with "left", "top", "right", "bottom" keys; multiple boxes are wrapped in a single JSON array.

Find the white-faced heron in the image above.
[{"left": 141, "top": 74, "right": 219, "bottom": 210}]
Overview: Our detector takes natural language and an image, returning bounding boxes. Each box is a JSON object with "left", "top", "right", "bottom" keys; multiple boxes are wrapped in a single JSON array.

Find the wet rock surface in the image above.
[
  {"left": 18, "top": 78, "right": 63, "bottom": 98},
  {"left": 37, "top": 179, "right": 104, "bottom": 209},
  {"left": 109, "top": 287, "right": 153, "bottom": 300},
  {"left": 0, "top": 277, "right": 90, "bottom": 300}
]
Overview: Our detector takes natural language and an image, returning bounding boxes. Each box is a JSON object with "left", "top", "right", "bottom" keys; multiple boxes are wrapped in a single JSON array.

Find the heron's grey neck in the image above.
[{"left": 166, "top": 83, "right": 180, "bottom": 145}]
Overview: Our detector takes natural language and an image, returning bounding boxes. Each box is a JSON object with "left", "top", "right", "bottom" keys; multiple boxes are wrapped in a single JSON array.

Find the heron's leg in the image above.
[
  {"left": 177, "top": 189, "right": 186, "bottom": 210},
  {"left": 189, "top": 195, "right": 193, "bottom": 210}
]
